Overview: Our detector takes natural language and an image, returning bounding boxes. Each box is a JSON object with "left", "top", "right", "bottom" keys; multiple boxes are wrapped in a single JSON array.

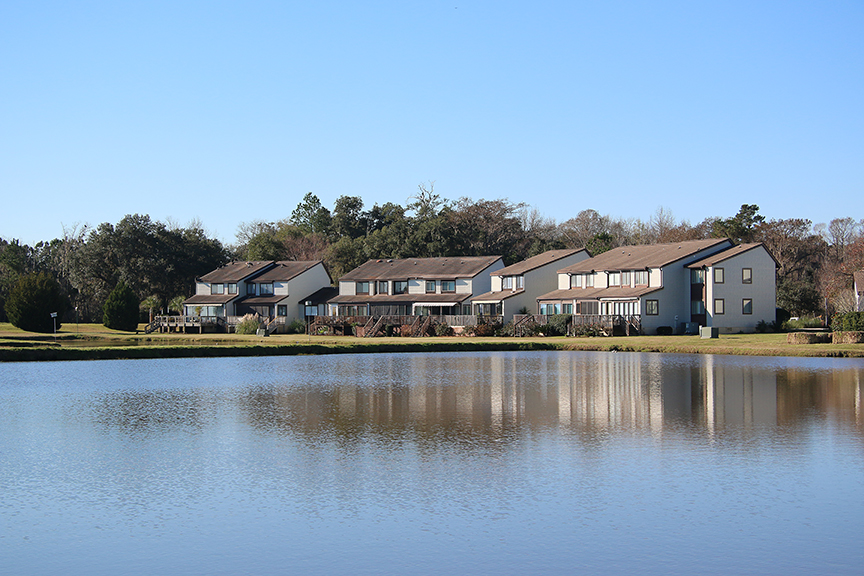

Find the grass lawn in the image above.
[{"left": 1, "top": 322, "right": 862, "bottom": 361}]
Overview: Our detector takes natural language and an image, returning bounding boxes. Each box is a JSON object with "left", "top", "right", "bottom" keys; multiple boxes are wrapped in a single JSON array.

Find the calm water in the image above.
[{"left": 1, "top": 351, "right": 862, "bottom": 575}]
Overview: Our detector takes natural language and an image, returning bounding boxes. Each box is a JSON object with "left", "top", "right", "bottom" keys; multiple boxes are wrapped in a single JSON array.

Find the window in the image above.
[
  {"left": 356, "top": 281, "right": 369, "bottom": 295},
  {"left": 540, "top": 303, "right": 561, "bottom": 315},
  {"left": 714, "top": 298, "right": 725, "bottom": 315},
  {"left": 714, "top": 267, "right": 724, "bottom": 284},
  {"left": 210, "top": 283, "right": 224, "bottom": 295},
  {"left": 259, "top": 283, "right": 274, "bottom": 295},
  {"left": 585, "top": 274, "right": 594, "bottom": 287},
  {"left": 277, "top": 305, "right": 287, "bottom": 316},
  {"left": 634, "top": 271, "right": 648, "bottom": 285},
  {"left": 516, "top": 275, "right": 524, "bottom": 289},
  {"left": 577, "top": 300, "right": 599, "bottom": 315},
  {"left": 621, "top": 271, "right": 630, "bottom": 286},
  {"left": 425, "top": 280, "right": 436, "bottom": 293},
  {"left": 691, "top": 269, "right": 705, "bottom": 284},
  {"left": 441, "top": 280, "right": 456, "bottom": 293},
  {"left": 645, "top": 300, "right": 659, "bottom": 315},
  {"left": 227, "top": 283, "right": 237, "bottom": 294},
  {"left": 562, "top": 303, "right": 573, "bottom": 314},
  {"left": 608, "top": 272, "right": 621, "bottom": 286},
  {"left": 502, "top": 276, "right": 513, "bottom": 290},
  {"left": 377, "top": 281, "right": 389, "bottom": 294},
  {"left": 742, "top": 298, "right": 753, "bottom": 315},
  {"left": 393, "top": 281, "right": 408, "bottom": 294},
  {"left": 742, "top": 268, "right": 752, "bottom": 284},
  {"left": 570, "top": 275, "right": 580, "bottom": 289},
  {"left": 691, "top": 300, "right": 705, "bottom": 314}
]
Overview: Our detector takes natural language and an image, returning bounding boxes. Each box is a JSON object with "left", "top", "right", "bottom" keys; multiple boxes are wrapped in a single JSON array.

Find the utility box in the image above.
[{"left": 700, "top": 326, "right": 719, "bottom": 339}]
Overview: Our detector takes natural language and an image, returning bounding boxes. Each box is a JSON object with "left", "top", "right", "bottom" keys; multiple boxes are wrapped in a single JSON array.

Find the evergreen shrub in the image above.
[
  {"left": 102, "top": 281, "right": 140, "bottom": 331},
  {"left": 5, "top": 272, "right": 66, "bottom": 333}
]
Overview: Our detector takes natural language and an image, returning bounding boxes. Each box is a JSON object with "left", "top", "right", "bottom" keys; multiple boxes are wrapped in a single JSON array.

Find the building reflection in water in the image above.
[{"left": 239, "top": 352, "right": 864, "bottom": 443}]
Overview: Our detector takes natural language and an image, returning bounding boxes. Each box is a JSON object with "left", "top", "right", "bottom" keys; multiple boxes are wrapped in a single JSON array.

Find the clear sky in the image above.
[{"left": 2, "top": 0, "right": 862, "bottom": 247}]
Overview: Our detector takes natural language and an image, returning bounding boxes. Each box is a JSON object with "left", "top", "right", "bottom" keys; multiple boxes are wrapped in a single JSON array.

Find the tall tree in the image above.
[
  {"left": 5, "top": 272, "right": 66, "bottom": 333},
  {"left": 711, "top": 204, "right": 765, "bottom": 243},
  {"left": 103, "top": 281, "right": 140, "bottom": 331},
  {"left": 290, "top": 193, "right": 331, "bottom": 236}
]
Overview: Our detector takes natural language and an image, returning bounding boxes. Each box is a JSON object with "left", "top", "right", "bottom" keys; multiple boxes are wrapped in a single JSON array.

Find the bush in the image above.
[
  {"left": 286, "top": 319, "right": 306, "bottom": 334},
  {"left": 235, "top": 314, "right": 262, "bottom": 334},
  {"left": 832, "top": 312, "right": 864, "bottom": 332},
  {"left": 545, "top": 314, "right": 572, "bottom": 336},
  {"left": 785, "top": 317, "right": 824, "bottom": 330},
  {"left": 434, "top": 322, "right": 453, "bottom": 337},
  {"left": 465, "top": 321, "right": 501, "bottom": 337},
  {"left": 103, "top": 281, "right": 139, "bottom": 331},
  {"left": 5, "top": 272, "right": 67, "bottom": 333},
  {"left": 572, "top": 323, "right": 604, "bottom": 337},
  {"left": 656, "top": 326, "right": 673, "bottom": 335}
]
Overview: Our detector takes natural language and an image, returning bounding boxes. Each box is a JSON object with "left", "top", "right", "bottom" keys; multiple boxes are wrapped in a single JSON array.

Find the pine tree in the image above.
[
  {"left": 103, "top": 281, "right": 140, "bottom": 331},
  {"left": 5, "top": 272, "right": 66, "bottom": 333}
]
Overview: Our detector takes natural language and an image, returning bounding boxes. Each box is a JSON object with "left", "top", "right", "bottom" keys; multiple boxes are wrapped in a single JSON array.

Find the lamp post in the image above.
[{"left": 50, "top": 312, "right": 58, "bottom": 342}]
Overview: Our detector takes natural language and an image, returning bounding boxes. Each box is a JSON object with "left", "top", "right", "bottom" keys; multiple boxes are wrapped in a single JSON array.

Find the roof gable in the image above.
[{"left": 686, "top": 243, "right": 778, "bottom": 268}]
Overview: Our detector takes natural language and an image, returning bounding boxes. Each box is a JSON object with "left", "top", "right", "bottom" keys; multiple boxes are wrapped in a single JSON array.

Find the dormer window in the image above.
[
  {"left": 425, "top": 280, "right": 436, "bottom": 293},
  {"left": 502, "top": 276, "right": 513, "bottom": 290},
  {"left": 608, "top": 272, "right": 621, "bottom": 286},
  {"left": 441, "top": 280, "right": 456, "bottom": 293},
  {"left": 377, "top": 281, "right": 388, "bottom": 294},
  {"left": 634, "top": 271, "right": 648, "bottom": 286},
  {"left": 259, "top": 283, "right": 274, "bottom": 295},
  {"left": 393, "top": 281, "right": 409, "bottom": 294},
  {"left": 356, "top": 281, "right": 370, "bottom": 295},
  {"left": 210, "top": 283, "right": 224, "bottom": 295},
  {"left": 516, "top": 275, "right": 524, "bottom": 289}
]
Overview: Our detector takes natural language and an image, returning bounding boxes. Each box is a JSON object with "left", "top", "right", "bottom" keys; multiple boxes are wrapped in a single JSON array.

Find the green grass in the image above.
[{"left": 0, "top": 323, "right": 861, "bottom": 362}]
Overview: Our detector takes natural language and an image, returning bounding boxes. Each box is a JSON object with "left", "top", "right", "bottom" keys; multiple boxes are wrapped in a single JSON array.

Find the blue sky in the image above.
[{"left": 2, "top": 0, "right": 862, "bottom": 247}]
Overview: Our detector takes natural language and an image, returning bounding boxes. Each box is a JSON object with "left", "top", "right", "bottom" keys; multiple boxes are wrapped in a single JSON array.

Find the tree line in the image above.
[{"left": 1, "top": 184, "right": 862, "bottom": 330}]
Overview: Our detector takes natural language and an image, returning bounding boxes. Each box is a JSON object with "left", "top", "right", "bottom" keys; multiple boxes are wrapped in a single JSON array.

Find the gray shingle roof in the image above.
[
  {"left": 253, "top": 261, "right": 324, "bottom": 282},
  {"left": 558, "top": 239, "right": 732, "bottom": 274},
  {"left": 199, "top": 261, "right": 273, "bottom": 283},
  {"left": 492, "top": 249, "right": 587, "bottom": 277},
  {"left": 339, "top": 256, "right": 502, "bottom": 281},
  {"left": 537, "top": 286, "right": 661, "bottom": 301},
  {"left": 686, "top": 243, "right": 776, "bottom": 268}
]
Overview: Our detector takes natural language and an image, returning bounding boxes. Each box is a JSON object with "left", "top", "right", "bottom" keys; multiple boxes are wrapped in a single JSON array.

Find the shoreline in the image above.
[{"left": 2, "top": 329, "right": 862, "bottom": 362}]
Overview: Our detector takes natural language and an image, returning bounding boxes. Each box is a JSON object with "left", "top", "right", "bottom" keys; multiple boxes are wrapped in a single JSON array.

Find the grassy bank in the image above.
[{"left": 1, "top": 323, "right": 861, "bottom": 362}]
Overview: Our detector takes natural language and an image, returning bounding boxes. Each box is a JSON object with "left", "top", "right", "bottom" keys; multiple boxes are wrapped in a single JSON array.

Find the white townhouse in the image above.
[
  {"left": 183, "top": 260, "right": 331, "bottom": 323},
  {"left": 686, "top": 243, "right": 778, "bottom": 333},
  {"left": 471, "top": 249, "right": 590, "bottom": 321},
  {"left": 537, "top": 238, "right": 777, "bottom": 334},
  {"left": 328, "top": 256, "right": 504, "bottom": 317},
  {"left": 183, "top": 260, "right": 273, "bottom": 318},
  {"left": 233, "top": 260, "right": 332, "bottom": 323}
]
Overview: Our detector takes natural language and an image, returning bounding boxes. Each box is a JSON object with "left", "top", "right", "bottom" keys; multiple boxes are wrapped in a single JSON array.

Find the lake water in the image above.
[{"left": 1, "top": 351, "right": 862, "bottom": 575}]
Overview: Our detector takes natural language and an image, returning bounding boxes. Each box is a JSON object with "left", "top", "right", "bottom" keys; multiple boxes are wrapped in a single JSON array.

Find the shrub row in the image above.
[{"left": 832, "top": 312, "right": 864, "bottom": 332}]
